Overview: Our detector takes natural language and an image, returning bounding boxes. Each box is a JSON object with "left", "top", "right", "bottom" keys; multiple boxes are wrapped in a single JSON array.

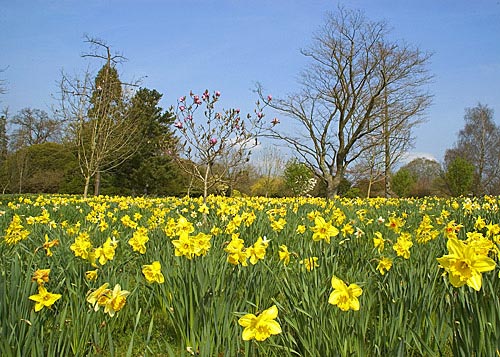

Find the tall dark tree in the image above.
[
  {"left": 444, "top": 103, "right": 500, "bottom": 195},
  {"left": 256, "top": 7, "right": 432, "bottom": 198},
  {"left": 109, "top": 88, "right": 182, "bottom": 195}
]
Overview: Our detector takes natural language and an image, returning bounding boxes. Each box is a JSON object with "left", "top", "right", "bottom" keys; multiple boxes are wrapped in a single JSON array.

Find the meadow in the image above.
[{"left": 1, "top": 194, "right": 499, "bottom": 356}]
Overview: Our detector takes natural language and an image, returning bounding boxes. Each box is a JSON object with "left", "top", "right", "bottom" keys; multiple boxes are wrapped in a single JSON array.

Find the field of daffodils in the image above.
[{"left": 1, "top": 194, "right": 499, "bottom": 356}]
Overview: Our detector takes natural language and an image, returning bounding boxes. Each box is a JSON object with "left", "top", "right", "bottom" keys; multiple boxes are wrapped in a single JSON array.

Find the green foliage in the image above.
[
  {"left": 391, "top": 168, "right": 416, "bottom": 197},
  {"left": 89, "top": 64, "right": 123, "bottom": 118},
  {"left": 283, "top": 159, "right": 315, "bottom": 196},
  {"left": 1, "top": 143, "right": 79, "bottom": 194},
  {"left": 107, "top": 88, "right": 183, "bottom": 196},
  {"left": 444, "top": 157, "right": 474, "bottom": 196}
]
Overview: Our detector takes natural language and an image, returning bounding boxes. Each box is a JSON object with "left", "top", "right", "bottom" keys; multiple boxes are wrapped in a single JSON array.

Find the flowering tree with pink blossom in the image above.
[{"left": 171, "top": 89, "right": 269, "bottom": 202}]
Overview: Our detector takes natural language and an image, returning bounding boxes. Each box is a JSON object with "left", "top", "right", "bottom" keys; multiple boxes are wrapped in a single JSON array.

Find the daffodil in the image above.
[
  {"left": 142, "top": 261, "right": 165, "bottom": 284},
  {"left": 29, "top": 285, "right": 61, "bottom": 312},
  {"left": 270, "top": 217, "right": 286, "bottom": 232},
  {"left": 300, "top": 257, "right": 319, "bottom": 272},
  {"left": 310, "top": 216, "right": 339, "bottom": 243},
  {"left": 296, "top": 225, "right": 306, "bottom": 234},
  {"left": 172, "top": 232, "right": 195, "bottom": 259},
  {"left": 86, "top": 283, "right": 111, "bottom": 311},
  {"left": 328, "top": 276, "right": 362, "bottom": 311},
  {"left": 393, "top": 233, "right": 413, "bottom": 259},
  {"left": 238, "top": 305, "right": 282, "bottom": 341},
  {"left": 386, "top": 216, "right": 405, "bottom": 233},
  {"left": 70, "top": 232, "right": 93, "bottom": 260},
  {"left": 341, "top": 223, "right": 354, "bottom": 236},
  {"left": 224, "top": 235, "right": 248, "bottom": 266},
  {"left": 85, "top": 269, "right": 98, "bottom": 281},
  {"left": 4, "top": 214, "right": 30, "bottom": 245},
  {"left": 42, "top": 234, "right": 59, "bottom": 256},
  {"left": 373, "top": 232, "right": 385, "bottom": 253},
  {"left": 247, "top": 237, "right": 268, "bottom": 265},
  {"left": 32, "top": 269, "right": 51, "bottom": 285},
  {"left": 128, "top": 227, "right": 149, "bottom": 254},
  {"left": 437, "top": 238, "right": 496, "bottom": 291},
  {"left": 103, "top": 284, "right": 130, "bottom": 317},
  {"left": 376, "top": 257, "right": 393, "bottom": 275},
  {"left": 191, "top": 232, "right": 212, "bottom": 257},
  {"left": 95, "top": 237, "right": 118, "bottom": 265},
  {"left": 278, "top": 245, "right": 290, "bottom": 266}
]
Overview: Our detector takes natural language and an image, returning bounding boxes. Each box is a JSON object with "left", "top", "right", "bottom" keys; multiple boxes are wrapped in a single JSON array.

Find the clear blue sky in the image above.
[{"left": 1, "top": 0, "right": 499, "bottom": 163}]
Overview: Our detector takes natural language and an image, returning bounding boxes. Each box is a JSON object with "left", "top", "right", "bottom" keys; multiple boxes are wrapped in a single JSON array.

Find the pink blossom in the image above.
[
  {"left": 209, "top": 137, "right": 218, "bottom": 145},
  {"left": 179, "top": 105, "right": 185, "bottom": 112},
  {"left": 215, "top": 91, "right": 221, "bottom": 97},
  {"left": 257, "top": 112, "right": 264, "bottom": 119},
  {"left": 267, "top": 94, "right": 272, "bottom": 101},
  {"left": 174, "top": 121, "right": 183, "bottom": 129},
  {"left": 179, "top": 96, "right": 186, "bottom": 102},
  {"left": 235, "top": 108, "right": 240, "bottom": 114},
  {"left": 193, "top": 95, "right": 202, "bottom": 105},
  {"left": 184, "top": 115, "right": 193, "bottom": 121},
  {"left": 271, "top": 117, "right": 280, "bottom": 125}
]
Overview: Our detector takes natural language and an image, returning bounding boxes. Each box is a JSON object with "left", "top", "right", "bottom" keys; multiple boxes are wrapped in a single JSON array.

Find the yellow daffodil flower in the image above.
[
  {"left": 437, "top": 238, "right": 496, "bottom": 291},
  {"left": 103, "top": 284, "right": 130, "bottom": 317},
  {"left": 300, "top": 257, "right": 319, "bottom": 272},
  {"left": 29, "top": 285, "right": 61, "bottom": 312},
  {"left": 42, "top": 234, "right": 59, "bottom": 257},
  {"left": 142, "top": 261, "right": 165, "bottom": 284},
  {"left": 278, "top": 245, "right": 290, "bottom": 266},
  {"left": 310, "top": 216, "right": 339, "bottom": 243},
  {"left": 85, "top": 269, "right": 98, "bottom": 281},
  {"left": 328, "top": 276, "right": 362, "bottom": 311},
  {"left": 238, "top": 305, "right": 282, "bottom": 341},
  {"left": 32, "top": 269, "right": 51, "bottom": 285},
  {"left": 376, "top": 257, "right": 393, "bottom": 275}
]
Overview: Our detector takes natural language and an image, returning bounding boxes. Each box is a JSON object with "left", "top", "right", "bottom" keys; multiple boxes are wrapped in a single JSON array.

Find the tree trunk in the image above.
[
  {"left": 83, "top": 175, "right": 91, "bottom": 198},
  {"left": 94, "top": 171, "right": 101, "bottom": 196},
  {"left": 326, "top": 174, "right": 343, "bottom": 199},
  {"left": 383, "top": 87, "right": 392, "bottom": 198},
  {"left": 366, "top": 162, "right": 376, "bottom": 198},
  {"left": 203, "top": 163, "right": 211, "bottom": 204}
]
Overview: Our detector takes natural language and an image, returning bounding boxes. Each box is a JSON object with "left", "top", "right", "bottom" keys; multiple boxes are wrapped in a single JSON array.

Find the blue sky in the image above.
[{"left": 1, "top": 0, "right": 499, "bottom": 163}]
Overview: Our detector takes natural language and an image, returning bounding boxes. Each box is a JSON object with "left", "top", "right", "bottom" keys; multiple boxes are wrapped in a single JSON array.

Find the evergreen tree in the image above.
[{"left": 108, "top": 88, "right": 183, "bottom": 195}]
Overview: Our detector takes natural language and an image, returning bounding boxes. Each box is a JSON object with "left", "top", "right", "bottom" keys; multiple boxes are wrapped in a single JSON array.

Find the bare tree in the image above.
[
  {"left": 348, "top": 135, "right": 386, "bottom": 198},
  {"left": 445, "top": 103, "right": 500, "bottom": 195},
  {"left": 9, "top": 108, "right": 62, "bottom": 150},
  {"left": 253, "top": 145, "right": 286, "bottom": 196},
  {"left": 59, "top": 37, "right": 142, "bottom": 197},
  {"left": 257, "top": 7, "right": 432, "bottom": 198}
]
